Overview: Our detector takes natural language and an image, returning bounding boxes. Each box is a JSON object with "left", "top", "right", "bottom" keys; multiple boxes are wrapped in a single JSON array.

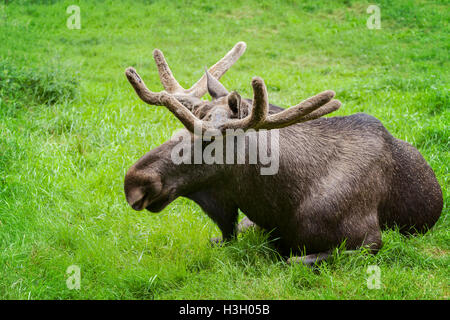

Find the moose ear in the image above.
[
  {"left": 227, "top": 91, "right": 241, "bottom": 114},
  {"left": 205, "top": 67, "right": 229, "bottom": 100}
]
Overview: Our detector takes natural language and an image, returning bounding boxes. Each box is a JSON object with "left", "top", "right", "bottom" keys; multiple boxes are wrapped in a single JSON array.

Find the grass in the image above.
[{"left": 0, "top": 0, "right": 448, "bottom": 299}]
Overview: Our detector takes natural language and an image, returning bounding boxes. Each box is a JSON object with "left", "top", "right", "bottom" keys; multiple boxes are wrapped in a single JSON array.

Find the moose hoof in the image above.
[
  {"left": 237, "top": 217, "right": 257, "bottom": 234},
  {"left": 210, "top": 237, "right": 224, "bottom": 247},
  {"left": 287, "top": 252, "right": 331, "bottom": 267}
]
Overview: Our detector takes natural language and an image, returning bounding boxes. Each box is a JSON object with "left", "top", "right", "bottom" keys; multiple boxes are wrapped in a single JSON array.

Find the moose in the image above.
[{"left": 124, "top": 42, "right": 443, "bottom": 265}]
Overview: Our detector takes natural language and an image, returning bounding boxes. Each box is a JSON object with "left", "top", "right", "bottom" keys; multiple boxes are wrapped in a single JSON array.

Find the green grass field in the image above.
[{"left": 0, "top": 0, "right": 448, "bottom": 299}]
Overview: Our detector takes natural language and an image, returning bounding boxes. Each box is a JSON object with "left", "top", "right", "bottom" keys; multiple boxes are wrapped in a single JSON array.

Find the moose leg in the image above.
[
  {"left": 186, "top": 191, "right": 239, "bottom": 244},
  {"left": 343, "top": 211, "right": 383, "bottom": 254},
  {"left": 207, "top": 206, "right": 239, "bottom": 245},
  {"left": 287, "top": 215, "right": 382, "bottom": 266},
  {"left": 286, "top": 250, "right": 363, "bottom": 266},
  {"left": 287, "top": 251, "right": 332, "bottom": 266},
  {"left": 209, "top": 212, "right": 238, "bottom": 245}
]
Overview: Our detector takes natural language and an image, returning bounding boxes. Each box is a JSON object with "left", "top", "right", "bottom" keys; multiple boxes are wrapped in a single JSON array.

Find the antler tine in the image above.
[
  {"left": 212, "top": 76, "right": 269, "bottom": 132},
  {"left": 257, "top": 90, "right": 339, "bottom": 130},
  {"left": 186, "top": 42, "right": 247, "bottom": 98},
  {"left": 126, "top": 66, "right": 207, "bottom": 133},
  {"left": 152, "top": 42, "right": 247, "bottom": 97},
  {"left": 153, "top": 49, "right": 185, "bottom": 94},
  {"left": 298, "top": 99, "right": 342, "bottom": 122},
  {"left": 125, "top": 67, "right": 165, "bottom": 105}
]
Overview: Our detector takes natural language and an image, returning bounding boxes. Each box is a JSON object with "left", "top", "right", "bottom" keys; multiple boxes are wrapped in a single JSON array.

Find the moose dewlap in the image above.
[{"left": 123, "top": 42, "right": 443, "bottom": 265}]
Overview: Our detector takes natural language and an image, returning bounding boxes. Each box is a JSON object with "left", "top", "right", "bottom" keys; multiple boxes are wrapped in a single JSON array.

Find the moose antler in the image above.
[
  {"left": 125, "top": 67, "right": 341, "bottom": 135},
  {"left": 153, "top": 41, "right": 247, "bottom": 97},
  {"left": 125, "top": 41, "right": 341, "bottom": 134}
]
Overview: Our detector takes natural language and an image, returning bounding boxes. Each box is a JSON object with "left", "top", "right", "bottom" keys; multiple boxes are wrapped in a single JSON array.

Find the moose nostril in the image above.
[
  {"left": 131, "top": 196, "right": 146, "bottom": 211},
  {"left": 126, "top": 187, "right": 147, "bottom": 211}
]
